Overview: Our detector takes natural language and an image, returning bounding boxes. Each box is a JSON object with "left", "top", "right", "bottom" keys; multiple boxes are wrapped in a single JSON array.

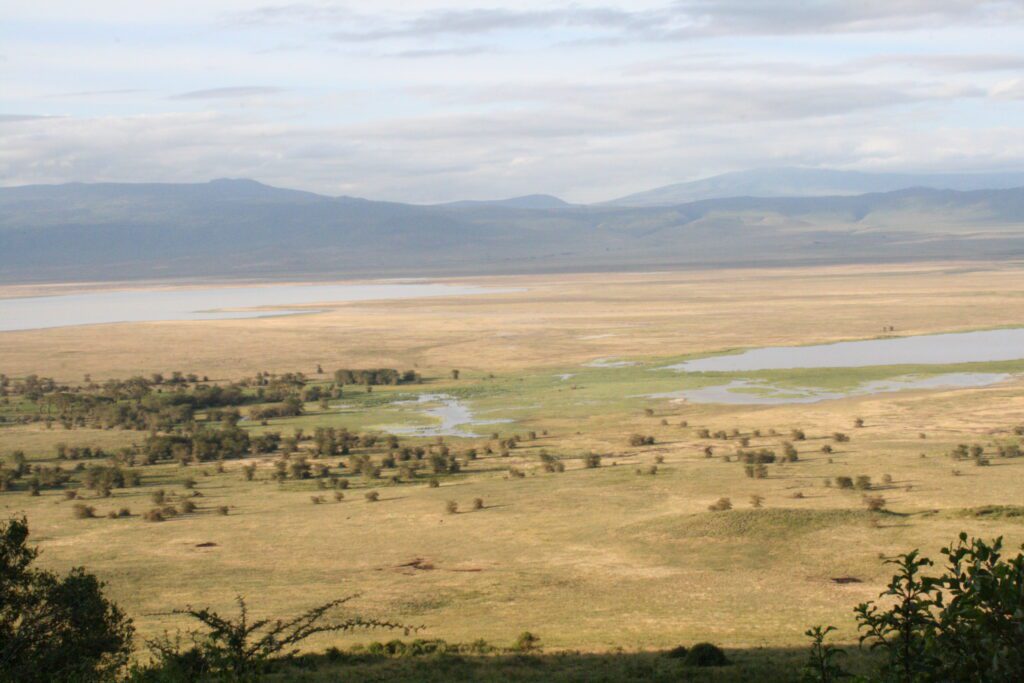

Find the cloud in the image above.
[
  {"left": 234, "top": 1, "right": 1024, "bottom": 43},
  {"left": 169, "top": 86, "right": 287, "bottom": 100},
  {"left": 0, "top": 114, "right": 58, "bottom": 123},
  {"left": 386, "top": 45, "right": 493, "bottom": 58},
  {"left": 42, "top": 89, "right": 145, "bottom": 99}
]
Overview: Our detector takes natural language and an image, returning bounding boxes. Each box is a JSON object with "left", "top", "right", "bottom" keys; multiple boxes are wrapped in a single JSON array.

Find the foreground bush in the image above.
[
  {"left": 137, "top": 595, "right": 406, "bottom": 680},
  {"left": 0, "top": 516, "right": 134, "bottom": 682},
  {"left": 809, "top": 533, "right": 1024, "bottom": 682}
]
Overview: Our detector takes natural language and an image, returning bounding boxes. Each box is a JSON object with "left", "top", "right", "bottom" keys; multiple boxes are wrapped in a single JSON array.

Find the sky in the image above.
[{"left": 2, "top": 1, "right": 1024, "bottom": 203}]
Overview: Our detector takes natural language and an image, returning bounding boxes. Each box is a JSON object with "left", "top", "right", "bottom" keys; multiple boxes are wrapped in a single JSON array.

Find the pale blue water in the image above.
[
  {"left": 646, "top": 373, "right": 1011, "bottom": 405},
  {"left": 0, "top": 282, "right": 510, "bottom": 332},
  {"left": 379, "top": 393, "right": 513, "bottom": 437},
  {"left": 667, "top": 328, "right": 1024, "bottom": 372}
]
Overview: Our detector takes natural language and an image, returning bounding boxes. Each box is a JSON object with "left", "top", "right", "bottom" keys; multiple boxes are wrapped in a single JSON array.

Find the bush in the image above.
[
  {"left": 333, "top": 491, "right": 344, "bottom": 502},
  {"left": 445, "top": 500, "right": 458, "bottom": 514},
  {"left": 0, "top": 517, "right": 134, "bottom": 681},
  {"left": 855, "top": 475, "right": 872, "bottom": 491},
  {"left": 514, "top": 631, "right": 541, "bottom": 652},
  {"left": 835, "top": 476, "right": 854, "bottom": 489},
  {"left": 852, "top": 535, "right": 1024, "bottom": 681},
  {"left": 365, "top": 491, "right": 380, "bottom": 502},
  {"left": 665, "top": 645, "right": 689, "bottom": 659},
  {"left": 583, "top": 453, "right": 601, "bottom": 468},
  {"left": 428, "top": 478, "right": 440, "bottom": 488},
  {"left": 179, "top": 500, "right": 197, "bottom": 514},
  {"left": 217, "top": 506, "right": 229, "bottom": 515},
  {"left": 708, "top": 497, "right": 732, "bottom": 512},
  {"left": 473, "top": 497, "right": 484, "bottom": 511},
  {"left": 144, "top": 509, "right": 165, "bottom": 522},
  {"left": 143, "top": 595, "right": 405, "bottom": 678},
  {"left": 863, "top": 495, "right": 886, "bottom": 512},
  {"left": 72, "top": 503, "right": 96, "bottom": 519},
  {"left": 684, "top": 642, "right": 728, "bottom": 667}
]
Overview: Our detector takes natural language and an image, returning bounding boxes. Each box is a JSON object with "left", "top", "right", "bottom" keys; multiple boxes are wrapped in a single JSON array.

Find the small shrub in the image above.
[
  {"left": 333, "top": 491, "right": 344, "bottom": 502},
  {"left": 365, "top": 491, "right": 380, "bottom": 502},
  {"left": 665, "top": 645, "right": 689, "bottom": 659},
  {"left": 179, "top": 500, "right": 197, "bottom": 514},
  {"left": 64, "top": 489, "right": 78, "bottom": 500},
  {"left": 152, "top": 489, "right": 166, "bottom": 505},
  {"left": 72, "top": 503, "right": 96, "bottom": 519},
  {"left": 855, "top": 475, "right": 872, "bottom": 491},
  {"left": 684, "top": 642, "right": 728, "bottom": 667},
  {"left": 144, "top": 509, "right": 165, "bottom": 522},
  {"left": 445, "top": 500, "right": 458, "bottom": 514},
  {"left": 473, "top": 497, "right": 484, "bottom": 510},
  {"left": 750, "top": 494, "right": 764, "bottom": 509},
  {"left": 835, "top": 476, "right": 854, "bottom": 490},
  {"left": 863, "top": 495, "right": 886, "bottom": 512},
  {"left": 583, "top": 453, "right": 601, "bottom": 468},
  {"left": 217, "top": 506, "right": 229, "bottom": 515},
  {"left": 514, "top": 631, "right": 541, "bottom": 653},
  {"left": 708, "top": 497, "right": 732, "bottom": 512},
  {"left": 655, "top": 455, "right": 664, "bottom": 464}
]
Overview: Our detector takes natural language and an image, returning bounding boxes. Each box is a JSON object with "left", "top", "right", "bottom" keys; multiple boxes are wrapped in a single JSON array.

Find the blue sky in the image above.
[{"left": 2, "top": 1, "right": 1023, "bottom": 202}]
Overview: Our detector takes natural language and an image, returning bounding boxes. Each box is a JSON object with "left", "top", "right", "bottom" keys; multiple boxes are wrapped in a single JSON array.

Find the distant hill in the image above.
[
  {"left": 2, "top": 179, "right": 1024, "bottom": 282},
  {"left": 435, "top": 194, "right": 571, "bottom": 209},
  {"left": 607, "top": 167, "right": 1024, "bottom": 206}
]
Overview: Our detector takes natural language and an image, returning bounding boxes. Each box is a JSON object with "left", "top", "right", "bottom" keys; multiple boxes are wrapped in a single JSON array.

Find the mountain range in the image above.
[{"left": 2, "top": 170, "right": 1024, "bottom": 283}]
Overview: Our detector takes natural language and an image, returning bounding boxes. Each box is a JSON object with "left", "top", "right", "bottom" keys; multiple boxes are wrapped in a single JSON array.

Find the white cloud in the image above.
[{"left": 1, "top": 1, "right": 1023, "bottom": 201}]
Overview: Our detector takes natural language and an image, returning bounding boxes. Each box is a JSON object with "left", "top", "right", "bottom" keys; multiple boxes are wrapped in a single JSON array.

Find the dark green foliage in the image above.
[
  {"left": 684, "top": 642, "right": 728, "bottom": 667},
  {"left": 0, "top": 516, "right": 134, "bottom": 682},
  {"left": 802, "top": 626, "right": 846, "bottom": 682},
  {"left": 853, "top": 535, "right": 1024, "bottom": 682},
  {"left": 142, "top": 595, "right": 405, "bottom": 680},
  {"left": 583, "top": 453, "right": 601, "bottom": 468},
  {"left": 514, "top": 632, "right": 541, "bottom": 653},
  {"left": 333, "top": 369, "right": 418, "bottom": 386}
]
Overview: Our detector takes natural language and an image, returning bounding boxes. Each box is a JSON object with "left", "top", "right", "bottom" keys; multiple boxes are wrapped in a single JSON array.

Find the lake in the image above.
[
  {"left": 666, "top": 328, "right": 1024, "bottom": 373},
  {"left": 647, "top": 373, "right": 1011, "bottom": 405},
  {"left": 0, "top": 282, "right": 511, "bottom": 332}
]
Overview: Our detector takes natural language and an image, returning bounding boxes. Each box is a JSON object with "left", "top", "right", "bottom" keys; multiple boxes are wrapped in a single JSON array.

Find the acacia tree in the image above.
[
  {"left": 0, "top": 516, "right": 134, "bottom": 682},
  {"left": 145, "top": 595, "right": 408, "bottom": 679}
]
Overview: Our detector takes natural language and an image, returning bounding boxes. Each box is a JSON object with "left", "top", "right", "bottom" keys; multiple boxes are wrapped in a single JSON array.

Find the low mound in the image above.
[{"left": 628, "top": 508, "right": 871, "bottom": 541}]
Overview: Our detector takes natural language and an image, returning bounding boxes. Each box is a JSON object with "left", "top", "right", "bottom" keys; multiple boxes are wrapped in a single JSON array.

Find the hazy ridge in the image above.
[{"left": 2, "top": 173, "right": 1024, "bottom": 283}]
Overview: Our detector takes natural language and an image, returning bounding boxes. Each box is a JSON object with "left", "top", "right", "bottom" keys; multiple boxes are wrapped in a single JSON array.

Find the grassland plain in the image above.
[{"left": 3, "top": 262, "right": 1024, "bottom": 675}]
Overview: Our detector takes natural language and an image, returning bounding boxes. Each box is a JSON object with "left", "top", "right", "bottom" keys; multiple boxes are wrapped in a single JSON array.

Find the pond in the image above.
[
  {"left": 0, "top": 282, "right": 512, "bottom": 332},
  {"left": 667, "top": 328, "right": 1024, "bottom": 372},
  {"left": 379, "top": 393, "right": 513, "bottom": 438}
]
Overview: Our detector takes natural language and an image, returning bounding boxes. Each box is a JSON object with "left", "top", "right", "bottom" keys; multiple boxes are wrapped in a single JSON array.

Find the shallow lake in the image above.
[
  {"left": 667, "top": 328, "right": 1024, "bottom": 373},
  {"left": 0, "top": 282, "right": 509, "bottom": 332},
  {"left": 647, "top": 373, "right": 1011, "bottom": 405},
  {"left": 379, "top": 393, "right": 513, "bottom": 437}
]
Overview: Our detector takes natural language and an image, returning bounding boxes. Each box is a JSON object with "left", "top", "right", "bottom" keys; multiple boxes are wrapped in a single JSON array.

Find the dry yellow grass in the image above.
[
  {"left": 3, "top": 261, "right": 1024, "bottom": 381},
  {"left": 2, "top": 261, "right": 1024, "bottom": 655}
]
